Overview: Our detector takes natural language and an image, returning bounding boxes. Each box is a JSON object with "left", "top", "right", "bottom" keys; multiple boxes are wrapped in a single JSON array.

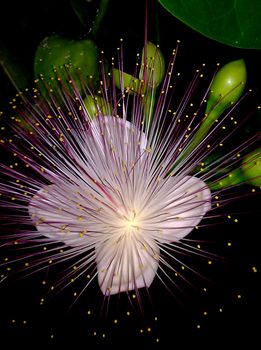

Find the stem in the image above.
[
  {"left": 0, "top": 43, "right": 29, "bottom": 98},
  {"left": 144, "top": 89, "right": 156, "bottom": 129},
  {"left": 90, "top": 0, "right": 110, "bottom": 37}
]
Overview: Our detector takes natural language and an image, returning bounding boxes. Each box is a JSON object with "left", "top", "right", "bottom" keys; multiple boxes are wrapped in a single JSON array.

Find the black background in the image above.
[{"left": 0, "top": 0, "right": 260, "bottom": 348}]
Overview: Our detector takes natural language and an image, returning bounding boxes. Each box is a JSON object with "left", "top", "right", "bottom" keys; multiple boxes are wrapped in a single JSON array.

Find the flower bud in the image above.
[
  {"left": 241, "top": 148, "right": 261, "bottom": 187},
  {"left": 83, "top": 95, "right": 112, "bottom": 119},
  {"left": 113, "top": 41, "right": 165, "bottom": 93},
  {"left": 139, "top": 41, "right": 165, "bottom": 88},
  {"left": 113, "top": 69, "right": 142, "bottom": 94},
  {"left": 34, "top": 35, "right": 99, "bottom": 92},
  {"left": 205, "top": 59, "right": 247, "bottom": 117},
  {"left": 180, "top": 60, "right": 247, "bottom": 161}
]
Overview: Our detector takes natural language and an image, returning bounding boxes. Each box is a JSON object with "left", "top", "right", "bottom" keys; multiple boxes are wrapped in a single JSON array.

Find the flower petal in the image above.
[
  {"left": 89, "top": 116, "right": 147, "bottom": 156},
  {"left": 28, "top": 184, "right": 92, "bottom": 247},
  {"left": 95, "top": 236, "right": 159, "bottom": 295},
  {"left": 153, "top": 176, "right": 211, "bottom": 243}
]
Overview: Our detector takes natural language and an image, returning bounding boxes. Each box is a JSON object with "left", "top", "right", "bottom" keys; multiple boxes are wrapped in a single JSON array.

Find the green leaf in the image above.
[{"left": 158, "top": 0, "right": 261, "bottom": 49}]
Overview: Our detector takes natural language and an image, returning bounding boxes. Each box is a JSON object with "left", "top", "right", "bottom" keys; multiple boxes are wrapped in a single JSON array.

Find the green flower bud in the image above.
[
  {"left": 113, "top": 41, "right": 165, "bottom": 93},
  {"left": 209, "top": 148, "right": 261, "bottom": 190},
  {"left": 185, "top": 60, "right": 247, "bottom": 155},
  {"left": 34, "top": 35, "right": 99, "bottom": 92},
  {"left": 139, "top": 41, "right": 165, "bottom": 88},
  {"left": 241, "top": 148, "right": 261, "bottom": 187},
  {"left": 168, "top": 60, "right": 248, "bottom": 176},
  {"left": 208, "top": 168, "right": 245, "bottom": 190},
  {"left": 205, "top": 59, "right": 247, "bottom": 117},
  {"left": 113, "top": 69, "right": 142, "bottom": 94},
  {"left": 83, "top": 95, "right": 112, "bottom": 119}
]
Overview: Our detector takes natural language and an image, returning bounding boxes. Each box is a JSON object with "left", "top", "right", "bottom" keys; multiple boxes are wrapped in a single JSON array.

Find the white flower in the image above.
[{"left": 29, "top": 115, "right": 211, "bottom": 295}]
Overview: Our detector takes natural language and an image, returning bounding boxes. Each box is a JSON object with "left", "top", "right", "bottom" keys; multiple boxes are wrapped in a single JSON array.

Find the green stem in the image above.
[
  {"left": 91, "top": 0, "right": 110, "bottom": 37},
  {"left": 144, "top": 89, "right": 156, "bottom": 129},
  {"left": 167, "top": 109, "right": 219, "bottom": 175},
  {"left": 0, "top": 42, "right": 29, "bottom": 96}
]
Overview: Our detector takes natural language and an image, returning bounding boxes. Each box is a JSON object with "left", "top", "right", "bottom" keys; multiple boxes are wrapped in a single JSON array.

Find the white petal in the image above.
[
  {"left": 154, "top": 176, "right": 211, "bottom": 243},
  {"left": 89, "top": 116, "right": 147, "bottom": 154},
  {"left": 28, "top": 184, "right": 90, "bottom": 247},
  {"left": 95, "top": 236, "right": 159, "bottom": 295}
]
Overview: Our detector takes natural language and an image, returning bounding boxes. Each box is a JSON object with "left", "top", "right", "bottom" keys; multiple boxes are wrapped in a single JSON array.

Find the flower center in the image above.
[
  {"left": 125, "top": 217, "right": 139, "bottom": 230},
  {"left": 122, "top": 210, "right": 140, "bottom": 232}
]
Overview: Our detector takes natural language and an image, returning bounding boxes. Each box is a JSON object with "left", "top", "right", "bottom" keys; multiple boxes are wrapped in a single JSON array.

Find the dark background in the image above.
[{"left": 0, "top": 0, "right": 260, "bottom": 348}]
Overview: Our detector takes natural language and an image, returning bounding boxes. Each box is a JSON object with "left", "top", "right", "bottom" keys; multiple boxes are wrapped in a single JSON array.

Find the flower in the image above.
[
  {"left": 0, "top": 42, "right": 258, "bottom": 300},
  {"left": 28, "top": 115, "right": 211, "bottom": 295}
]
